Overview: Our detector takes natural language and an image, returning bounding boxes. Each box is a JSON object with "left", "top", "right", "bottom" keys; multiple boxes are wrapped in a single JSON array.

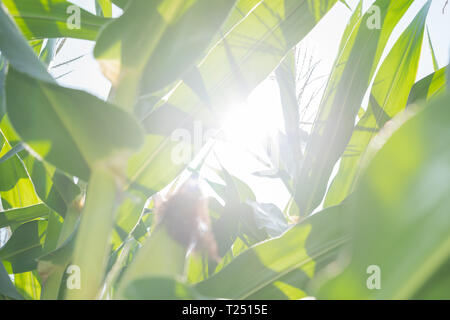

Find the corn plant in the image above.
[{"left": 0, "top": 0, "right": 449, "bottom": 300}]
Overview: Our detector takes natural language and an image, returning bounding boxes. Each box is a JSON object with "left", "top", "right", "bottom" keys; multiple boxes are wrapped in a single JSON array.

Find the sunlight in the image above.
[
  {"left": 202, "top": 79, "right": 291, "bottom": 210},
  {"left": 2, "top": 0, "right": 450, "bottom": 302},
  {"left": 221, "top": 79, "right": 284, "bottom": 153}
]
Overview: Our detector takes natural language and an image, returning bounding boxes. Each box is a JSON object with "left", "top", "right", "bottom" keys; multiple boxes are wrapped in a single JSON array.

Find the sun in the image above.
[{"left": 221, "top": 79, "right": 284, "bottom": 154}]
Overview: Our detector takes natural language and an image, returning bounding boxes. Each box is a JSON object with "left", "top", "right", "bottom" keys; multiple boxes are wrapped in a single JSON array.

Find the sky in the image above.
[{"left": 48, "top": 0, "right": 450, "bottom": 211}]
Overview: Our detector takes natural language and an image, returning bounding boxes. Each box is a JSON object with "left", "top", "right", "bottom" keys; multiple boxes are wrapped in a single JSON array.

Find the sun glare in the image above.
[
  {"left": 221, "top": 79, "right": 284, "bottom": 153},
  {"left": 201, "top": 79, "right": 291, "bottom": 209}
]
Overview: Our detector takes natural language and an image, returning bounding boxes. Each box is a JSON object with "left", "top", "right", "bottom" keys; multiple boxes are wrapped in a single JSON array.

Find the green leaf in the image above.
[
  {"left": 28, "top": 39, "right": 44, "bottom": 56},
  {"left": 0, "top": 220, "right": 47, "bottom": 273},
  {"left": 413, "top": 258, "right": 450, "bottom": 300},
  {"left": 14, "top": 271, "right": 41, "bottom": 300},
  {"left": 123, "top": 276, "right": 204, "bottom": 300},
  {"left": 39, "top": 38, "right": 57, "bottom": 67},
  {"left": 42, "top": 210, "right": 63, "bottom": 253},
  {"left": 0, "top": 203, "right": 50, "bottom": 228},
  {"left": 38, "top": 224, "right": 77, "bottom": 270},
  {"left": 205, "top": 166, "right": 277, "bottom": 260},
  {"left": 0, "top": 141, "right": 24, "bottom": 164},
  {"left": 325, "top": 1, "right": 430, "bottom": 207},
  {"left": 96, "top": 0, "right": 113, "bottom": 18},
  {"left": 116, "top": 225, "right": 188, "bottom": 299},
  {"left": 0, "top": 5, "right": 51, "bottom": 82},
  {"left": 5, "top": 67, "right": 144, "bottom": 180},
  {"left": 0, "top": 261, "right": 23, "bottom": 300},
  {"left": 0, "top": 116, "right": 81, "bottom": 216},
  {"left": 407, "top": 65, "right": 448, "bottom": 106},
  {"left": 275, "top": 50, "right": 302, "bottom": 185},
  {"left": 145, "top": 0, "right": 339, "bottom": 127},
  {"left": 338, "top": 0, "right": 362, "bottom": 53},
  {"left": 295, "top": 0, "right": 416, "bottom": 215},
  {"left": 110, "top": 0, "right": 129, "bottom": 9},
  {"left": 0, "top": 54, "right": 6, "bottom": 117},
  {"left": 319, "top": 93, "right": 450, "bottom": 299},
  {"left": 37, "top": 220, "right": 78, "bottom": 296},
  {"left": 3, "top": 0, "right": 110, "bottom": 40},
  {"left": 95, "top": 0, "right": 237, "bottom": 109},
  {"left": 426, "top": 26, "right": 439, "bottom": 72},
  {"left": 66, "top": 167, "right": 119, "bottom": 299},
  {"left": 22, "top": 154, "right": 81, "bottom": 217},
  {"left": 195, "top": 204, "right": 350, "bottom": 299},
  {"left": 246, "top": 201, "right": 289, "bottom": 238},
  {"left": 340, "top": 0, "right": 351, "bottom": 11},
  {"left": 219, "top": 0, "right": 261, "bottom": 36},
  {"left": 0, "top": 130, "right": 40, "bottom": 210}
]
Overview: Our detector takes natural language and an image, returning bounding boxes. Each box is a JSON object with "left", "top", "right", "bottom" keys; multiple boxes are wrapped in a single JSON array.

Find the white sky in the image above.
[{"left": 52, "top": 0, "right": 449, "bottom": 211}]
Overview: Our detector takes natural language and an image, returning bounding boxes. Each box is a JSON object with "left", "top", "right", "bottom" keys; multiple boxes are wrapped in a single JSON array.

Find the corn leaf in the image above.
[
  {"left": 3, "top": 0, "right": 110, "bottom": 40},
  {"left": 0, "top": 261, "right": 23, "bottom": 300},
  {"left": 319, "top": 93, "right": 450, "bottom": 299},
  {"left": 95, "top": 0, "right": 237, "bottom": 109},
  {"left": 325, "top": 1, "right": 430, "bottom": 207},
  {"left": 0, "top": 5, "right": 51, "bottom": 81},
  {"left": 0, "top": 117, "right": 81, "bottom": 216},
  {"left": 5, "top": 67, "right": 144, "bottom": 180},
  {"left": 0, "top": 130, "right": 40, "bottom": 210},
  {"left": 122, "top": 276, "right": 204, "bottom": 300},
  {"left": 0, "top": 220, "right": 47, "bottom": 273},
  {"left": 0, "top": 203, "right": 50, "bottom": 228},
  {"left": 96, "top": 0, "right": 113, "bottom": 18},
  {"left": 196, "top": 204, "right": 350, "bottom": 299},
  {"left": 295, "top": 0, "right": 416, "bottom": 215},
  {"left": 407, "top": 65, "right": 448, "bottom": 106}
]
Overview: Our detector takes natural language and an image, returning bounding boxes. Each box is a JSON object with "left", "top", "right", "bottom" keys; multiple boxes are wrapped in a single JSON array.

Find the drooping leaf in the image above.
[
  {"left": 319, "top": 93, "right": 450, "bottom": 299},
  {"left": 196, "top": 204, "right": 350, "bottom": 299},
  {"left": 5, "top": 67, "right": 144, "bottom": 180}
]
